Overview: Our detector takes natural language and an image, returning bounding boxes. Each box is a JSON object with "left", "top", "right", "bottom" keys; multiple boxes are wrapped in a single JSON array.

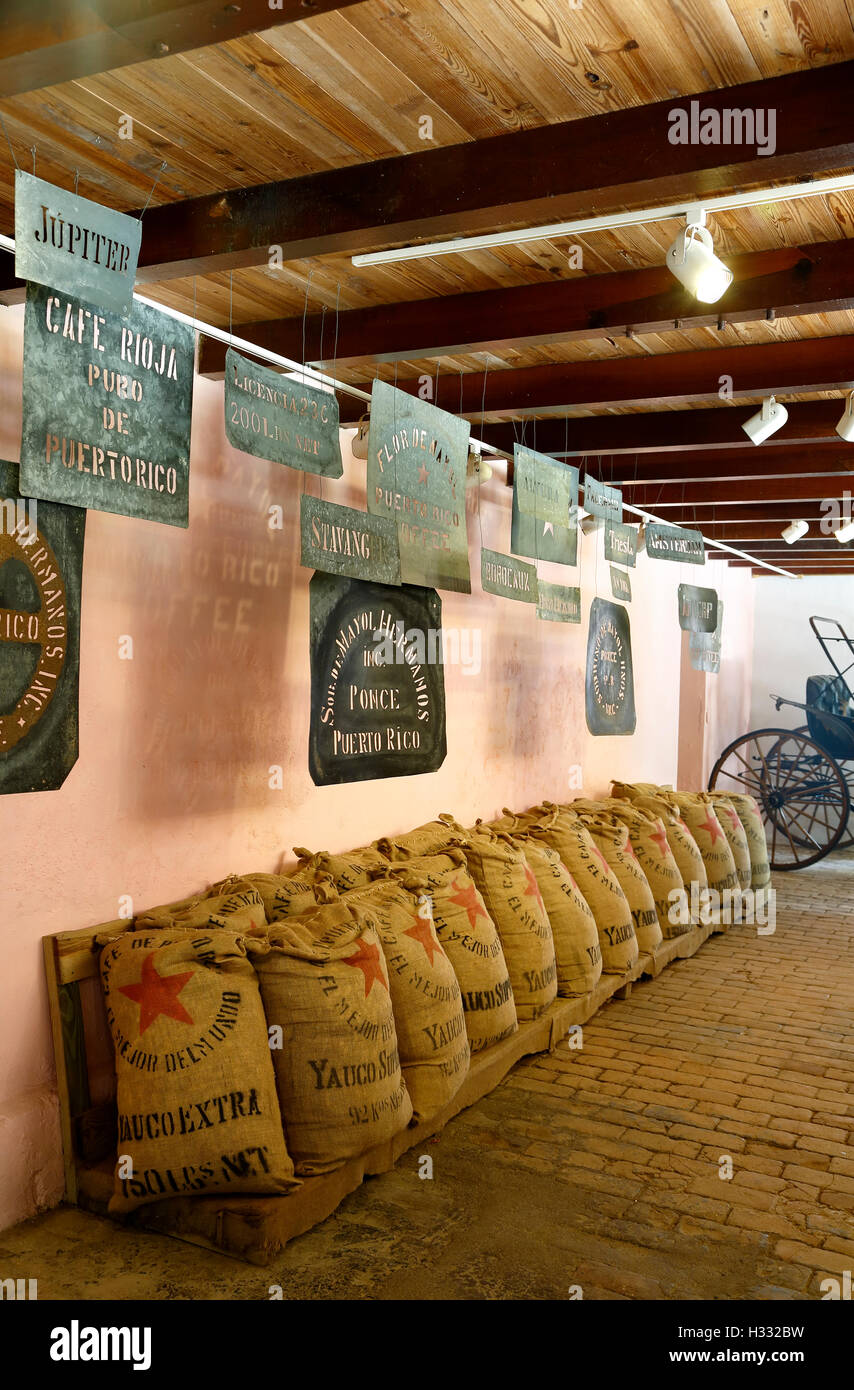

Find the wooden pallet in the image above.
[{"left": 43, "top": 915, "right": 727, "bottom": 1265}]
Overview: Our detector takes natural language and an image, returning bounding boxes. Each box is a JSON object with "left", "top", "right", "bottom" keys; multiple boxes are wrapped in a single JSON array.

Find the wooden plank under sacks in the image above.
[{"left": 43, "top": 913, "right": 728, "bottom": 1265}]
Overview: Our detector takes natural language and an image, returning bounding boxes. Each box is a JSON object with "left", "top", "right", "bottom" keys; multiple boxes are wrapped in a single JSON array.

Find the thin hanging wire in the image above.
[
  {"left": 30, "top": 146, "right": 36, "bottom": 175},
  {"left": 317, "top": 305, "right": 327, "bottom": 501},
  {"left": 300, "top": 268, "right": 313, "bottom": 385},
  {"left": 138, "top": 160, "right": 167, "bottom": 218},
  {"left": 0, "top": 112, "right": 20, "bottom": 170},
  {"left": 477, "top": 356, "right": 490, "bottom": 550},
  {"left": 74, "top": 169, "right": 79, "bottom": 196}
]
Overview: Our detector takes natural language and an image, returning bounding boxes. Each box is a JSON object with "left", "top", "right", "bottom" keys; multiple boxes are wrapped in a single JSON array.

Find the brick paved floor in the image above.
[{"left": 2, "top": 854, "right": 853, "bottom": 1299}]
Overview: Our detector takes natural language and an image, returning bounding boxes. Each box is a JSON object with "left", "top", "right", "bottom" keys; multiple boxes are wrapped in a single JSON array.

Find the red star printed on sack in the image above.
[
  {"left": 677, "top": 818, "right": 692, "bottom": 837},
  {"left": 698, "top": 809, "right": 724, "bottom": 845},
  {"left": 720, "top": 803, "right": 741, "bottom": 833},
  {"left": 559, "top": 862, "right": 578, "bottom": 891},
  {"left": 623, "top": 838, "right": 640, "bottom": 863},
  {"left": 649, "top": 822, "right": 670, "bottom": 858},
  {"left": 590, "top": 841, "right": 613, "bottom": 876},
  {"left": 118, "top": 953, "right": 195, "bottom": 1035},
  {"left": 448, "top": 876, "right": 490, "bottom": 930},
  {"left": 342, "top": 938, "right": 389, "bottom": 998},
  {"left": 404, "top": 910, "right": 443, "bottom": 966},
  {"left": 522, "top": 863, "right": 546, "bottom": 915}
]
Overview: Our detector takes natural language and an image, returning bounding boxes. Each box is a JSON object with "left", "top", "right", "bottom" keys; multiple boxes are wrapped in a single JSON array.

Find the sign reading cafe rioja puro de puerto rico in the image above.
[
  {"left": 20, "top": 283, "right": 194, "bottom": 526},
  {"left": 224, "top": 347, "right": 342, "bottom": 477}
]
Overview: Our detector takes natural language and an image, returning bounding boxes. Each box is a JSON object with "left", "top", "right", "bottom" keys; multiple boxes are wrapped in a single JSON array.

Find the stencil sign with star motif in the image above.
[
  {"left": 366, "top": 379, "right": 471, "bottom": 592},
  {"left": 0, "top": 459, "right": 84, "bottom": 793}
]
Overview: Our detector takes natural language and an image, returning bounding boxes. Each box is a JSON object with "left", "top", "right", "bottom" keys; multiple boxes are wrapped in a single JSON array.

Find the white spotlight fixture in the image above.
[
  {"left": 580, "top": 513, "right": 603, "bottom": 535},
  {"left": 636, "top": 522, "right": 646, "bottom": 553},
  {"left": 835, "top": 392, "right": 854, "bottom": 441},
  {"left": 665, "top": 209, "right": 733, "bottom": 304},
  {"left": 781, "top": 519, "right": 809, "bottom": 544},
  {"left": 465, "top": 448, "right": 493, "bottom": 488},
  {"left": 835, "top": 516, "right": 854, "bottom": 544},
  {"left": 350, "top": 413, "right": 370, "bottom": 460},
  {"left": 741, "top": 395, "right": 788, "bottom": 445}
]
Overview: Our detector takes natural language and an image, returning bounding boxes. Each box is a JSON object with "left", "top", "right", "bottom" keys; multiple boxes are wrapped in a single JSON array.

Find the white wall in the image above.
[{"left": 750, "top": 576, "right": 854, "bottom": 730}]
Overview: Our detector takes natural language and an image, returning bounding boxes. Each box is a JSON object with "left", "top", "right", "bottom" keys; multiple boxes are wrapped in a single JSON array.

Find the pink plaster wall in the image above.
[{"left": 0, "top": 306, "right": 755, "bottom": 1229}]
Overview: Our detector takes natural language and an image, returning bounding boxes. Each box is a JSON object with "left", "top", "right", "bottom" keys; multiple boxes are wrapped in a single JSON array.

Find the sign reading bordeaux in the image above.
[
  {"left": 309, "top": 573, "right": 447, "bottom": 786},
  {"left": 366, "top": 380, "right": 470, "bottom": 592},
  {"left": 20, "top": 283, "right": 193, "bottom": 526}
]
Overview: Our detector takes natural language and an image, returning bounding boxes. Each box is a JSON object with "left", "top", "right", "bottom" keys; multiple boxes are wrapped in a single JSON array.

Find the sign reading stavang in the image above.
[
  {"left": 0, "top": 459, "right": 85, "bottom": 794},
  {"left": 583, "top": 475, "right": 622, "bottom": 523},
  {"left": 537, "top": 581, "right": 581, "bottom": 624},
  {"left": 610, "top": 566, "right": 632, "bottom": 603},
  {"left": 300, "top": 495, "right": 401, "bottom": 586},
  {"left": 225, "top": 348, "right": 342, "bottom": 477},
  {"left": 309, "top": 573, "right": 446, "bottom": 786},
  {"left": 645, "top": 523, "right": 705, "bottom": 565},
  {"left": 604, "top": 520, "right": 637, "bottom": 568},
  {"left": 20, "top": 282, "right": 193, "bottom": 526},
  {"left": 678, "top": 583, "right": 718, "bottom": 633},
  {"left": 585, "top": 597, "right": 636, "bottom": 736},
  {"left": 514, "top": 444, "right": 574, "bottom": 526},
  {"left": 481, "top": 548, "right": 538, "bottom": 604},
  {"left": 511, "top": 459, "right": 578, "bottom": 566},
  {"left": 15, "top": 171, "right": 141, "bottom": 319},
  {"left": 367, "top": 379, "right": 470, "bottom": 592}
]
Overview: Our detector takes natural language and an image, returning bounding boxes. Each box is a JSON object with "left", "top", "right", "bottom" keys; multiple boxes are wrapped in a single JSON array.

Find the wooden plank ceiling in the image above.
[{"left": 2, "top": 0, "right": 854, "bottom": 572}]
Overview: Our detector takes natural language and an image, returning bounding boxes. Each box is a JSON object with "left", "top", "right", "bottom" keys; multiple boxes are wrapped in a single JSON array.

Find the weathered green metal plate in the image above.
[
  {"left": 513, "top": 444, "right": 574, "bottom": 526},
  {"left": 584, "top": 475, "right": 622, "bottom": 523},
  {"left": 0, "top": 459, "right": 85, "bottom": 793},
  {"left": 225, "top": 347, "right": 342, "bottom": 477},
  {"left": 645, "top": 523, "right": 705, "bottom": 564},
  {"left": 610, "top": 566, "right": 632, "bottom": 602},
  {"left": 300, "top": 495, "right": 401, "bottom": 585},
  {"left": 481, "top": 548, "right": 538, "bottom": 603},
  {"left": 511, "top": 484, "right": 578, "bottom": 565},
  {"left": 366, "top": 379, "right": 470, "bottom": 593},
  {"left": 537, "top": 581, "right": 581, "bottom": 624},
  {"left": 678, "top": 583, "right": 718, "bottom": 632},
  {"left": 691, "top": 648, "right": 721, "bottom": 673},
  {"left": 15, "top": 171, "right": 141, "bottom": 319},
  {"left": 604, "top": 520, "right": 637, "bottom": 568},
  {"left": 585, "top": 597, "right": 636, "bottom": 736},
  {"left": 308, "top": 573, "right": 446, "bottom": 786},
  {"left": 691, "top": 600, "right": 724, "bottom": 652},
  {"left": 20, "top": 282, "right": 193, "bottom": 527}
]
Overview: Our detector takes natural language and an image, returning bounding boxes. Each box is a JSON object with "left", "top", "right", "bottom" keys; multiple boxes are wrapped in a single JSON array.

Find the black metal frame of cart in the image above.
[{"left": 708, "top": 616, "right": 854, "bottom": 870}]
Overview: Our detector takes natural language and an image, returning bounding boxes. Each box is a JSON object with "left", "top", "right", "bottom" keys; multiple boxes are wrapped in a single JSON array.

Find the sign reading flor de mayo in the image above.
[
  {"left": 15, "top": 171, "right": 141, "bottom": 319},
  {"left": 308, "top": 573, "right": 446, "bottom": 786},
  {"left": 604, "top": 520, "right": 637, "bottom": 568},
  {"left": 481, "top": 548, "right": 538, "bottom": 604},
  {"left": 0, "top": 459, "right": 85, "bottom": 794},
  {"left": 585, "top": 597, "right": 636, "bottom": 736},
  {"left": 20, "top": 282, "right": 193, "bottom": 526},
  {"left": 224, "top": 347, "right": 342, "bottom": 477},
  {"left": 366, "top": 379, "right": 470, "bottom": 593},
  {"left": 646, "top": 523, "right": 705, "bottom": 565},
  {"left": 537, "top": 580, "right": 581, "bottom": 624},
  {"left": 583, "top": 475, "right": 622, "bottom": 523},
  {"left": 678, "top": 583, "right": 718, "bottom": 633},
  {"left": 300, "top": 495, "right": 401, "bottom": 586}
]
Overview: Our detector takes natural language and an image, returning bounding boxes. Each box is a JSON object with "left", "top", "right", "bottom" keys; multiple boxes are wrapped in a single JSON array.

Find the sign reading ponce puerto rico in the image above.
[
  {"left": 645, "top": 523, "right": 705, "bottom": 565},
  {"left": 366, "top": 380, "right": 471, "bottom": 593},
  {"left": 678, "top": 583, "right": 718, "bottom": 633},
  {"left": 481, "top": 548, "right": 538, "bottom": 604},
  {"left": 585, "top": 597, "right": 636, "bottom": 736},
  {"left": 15, "top": 171, "right": 141, "bottom": 319},
  {"left": 308, "top": 573, "right": 447, "bottom": 786},
  {"left": 0, "top": 459, "right": 85, "bottom": 794},
  {"left": 20, "top": 283, "right": 193, "bottom": 527},
  {"left": 537, "top": 580, "right": 581, "bottom": 624},
  {"left": 300, "top": 495, "right": 401, "bottom": 586},
  {"left": 224, "top": 348, "right": 342, "bottom": 477}
]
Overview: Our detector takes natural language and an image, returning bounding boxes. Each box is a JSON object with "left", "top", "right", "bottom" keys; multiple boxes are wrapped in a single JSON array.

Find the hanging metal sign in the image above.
[
  {"left": 481, "top": 548, "right": 538, "bottom": 604},
  {"left": 366, "top": 379, "right": 470, "bottom": 592},
  {"left": 20, "top": 282, "right": 193, "bottom": 527},
  {"left": 308, "top": 573, "right": 446, "bottom": 786},
  {"left": 511, "top": 468, "right": 578, "bottom": 565},
  {"left": 604, "top": 520, "right": 637, "bottom": 568},
  {"left": 585, "top": 597, "right": 636, "bottom": 736},
  {"left": 645, "top": 522, "right": 705, "bottom": 565},
  {"left": 225, "top": 347, "right": 342, "bottom": 477},
  {"left": 14, "top": 170, "right": 141, "bottom": 319},
  {"left": 300, "top": 495, "right": 401, "bottom": 586},
  {"left": 583, "top": 475, "right": 622, "bottom": 523},
  {"left": 537, "top": 581, "right": 581, "bottom": 624},
  {"left": 513, "top": 444, "right": 574, "bottom": 526},
  {"left": 610, "top": 566, "right": 632, "bottom": 603},
  {"left": 691, "top": 600, "right": 724, "bottom": 653},
  {"left": 0, "top": 459, "right": 85, "bottom": 794},
  {"left": 691, "top": 648, "right": 721, "bottom": 674},
  {"left": 678, "top": 583, "right": 718, "bottom": 633}
]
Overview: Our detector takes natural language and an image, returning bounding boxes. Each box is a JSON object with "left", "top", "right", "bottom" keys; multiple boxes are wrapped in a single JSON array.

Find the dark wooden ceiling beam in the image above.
[
  {"left": 627, "top": 476, "right": 849, "bottom": 507},
  {"left": 336, "top": 335, "right": 854, "bottom": 423},
  {"left": 0, "top": 1, "right": 364, "bottom": 99},
  {"left": 611, "top": 445, "right": 854, "bottom": 485},
  {"left": 694, "top": 521, "right": 833, "bottom": 540},
  {"left": 198, "top": 239, "right": 854, "bottom": 375},
  {"left": 481, "top": 400, "right": 847, "bottom": 456}
]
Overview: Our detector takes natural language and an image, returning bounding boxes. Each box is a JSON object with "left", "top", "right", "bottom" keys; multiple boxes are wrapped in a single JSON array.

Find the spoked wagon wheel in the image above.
[
  {"left": 792, "top": 725, "right": 854, "bottom": 851},
  {"left": 708, "top": 727, "right": 850, "bottom": 869}
]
